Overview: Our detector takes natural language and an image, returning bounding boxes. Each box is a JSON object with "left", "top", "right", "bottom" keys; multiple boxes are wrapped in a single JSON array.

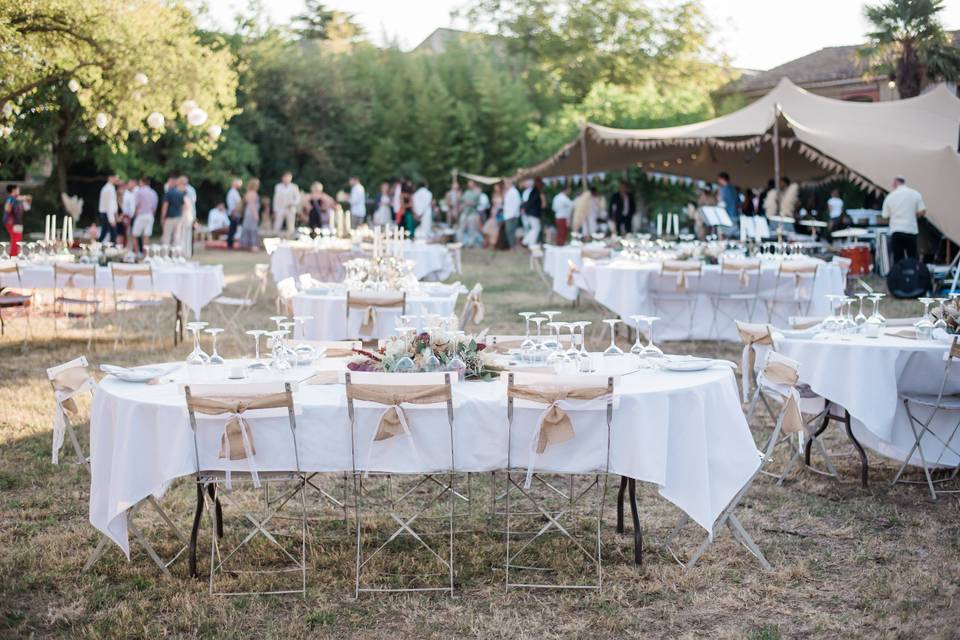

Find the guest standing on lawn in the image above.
[
  {"left": 272, "top": 171, "right": 301, "bottom": 237},
  {"left": 225, "top": 178, "right": 243, "bottom": 249},
  {"left": 501, "top": 178, "right": 522, "bottom": 249},
  {"left": 552, "top": 183, "right": 573, "bottom": 245},
  {"left": 240, "top": 178, "right": 261, "bottom": 249},
  {"left": 132, "top": 177, "right": 158, "bottom": 253},
  {"left": 159, "top": 176, "right": 186, "bottom": 247},
  {"left": 348, "top": 176, "right": 366, "bottom": 227},
  {"left": 97, "top": 174, "right": 119, "bottom": 243},
  {"left": 3, "top": 184, "right": 26, "bottom": 256}
]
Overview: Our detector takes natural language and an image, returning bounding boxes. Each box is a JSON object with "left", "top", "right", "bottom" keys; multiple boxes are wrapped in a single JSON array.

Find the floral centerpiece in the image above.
[
  {"left": 932, "top": 299, "right": 960, "bottom": 334},
  {"left": 343, "top": 255, "right": 417, "bottom": 291},
  {"left": 346, "top": 332, "right": 501, "bottom": 380}
]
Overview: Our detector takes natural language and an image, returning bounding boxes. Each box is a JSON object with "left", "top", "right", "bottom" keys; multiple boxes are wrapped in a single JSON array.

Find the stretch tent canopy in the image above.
[{"left": 513, "top": 78, "right": 960, "bottom": 242}]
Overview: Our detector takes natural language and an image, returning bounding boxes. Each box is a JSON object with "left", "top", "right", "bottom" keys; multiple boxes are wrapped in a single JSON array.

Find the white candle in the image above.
[
  {"left": 68, "top": 217, "right": 74, "bottom": 244},
  {"left": 657, "top": 213, "right": 662, "bottom": 237},
  {"left": 62, "top": 217, "right": 67, "bottom": 242},
  {"left": 51, "top": 215, "right": 57, "bottom": 243},
  {"left": 673, "top": 213, "right": 679, "bottom": 236},
  {"left": 44, "top": 215, "right": 50, "bottom": 242}
]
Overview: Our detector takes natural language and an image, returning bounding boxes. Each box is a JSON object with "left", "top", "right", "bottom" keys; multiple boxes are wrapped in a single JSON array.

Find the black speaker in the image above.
[{"left": 886, "top": 258, "right": 932, "bottom": 299}]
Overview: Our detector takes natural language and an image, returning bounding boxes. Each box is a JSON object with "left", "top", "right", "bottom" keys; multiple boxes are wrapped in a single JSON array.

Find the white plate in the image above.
[
  {"left": 661, "top": 356, "right": 716, "bottom": 372},
  {"left": 100, "top": 364, "right": 180, "bottom": 383}
]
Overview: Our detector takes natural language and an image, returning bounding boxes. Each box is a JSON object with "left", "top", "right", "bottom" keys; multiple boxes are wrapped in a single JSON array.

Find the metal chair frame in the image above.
[
  {"left": 503, "top": 373, "right": 613, "bottom": 591},
  {"left": 762, "top": 263, "right": 819, "bottom": 328},
  {"left": 185, "top": 382, "right": 307, "bottom": 597},
  {"left": 650, "top": 261, "right": 702, "bottom": 339},
  {"left": 109, "top": 263, "right": 167, "bottom": 349},
  {"left": 346, "top": 372, "right": 456, "bottom": 597},
  {"left": 47, "top": 357, "right": 188, "bottom": 576},
  {"left": 54, "top": 263, "right": 101, "bottom": 348},
  {"left": 0, "top": 261, "right": 32, "bottom": 345},
  {"left": 893, "top": 338, "right": 960, "bottom": 499},
  {"left": 708, "top": 260, "right": 762, "bottom": 339}
]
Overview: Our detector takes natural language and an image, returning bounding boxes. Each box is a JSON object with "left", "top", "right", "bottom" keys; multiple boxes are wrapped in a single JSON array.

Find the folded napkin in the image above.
[{"left": 888, "top": 328, "right": 918, "bottom": 340}]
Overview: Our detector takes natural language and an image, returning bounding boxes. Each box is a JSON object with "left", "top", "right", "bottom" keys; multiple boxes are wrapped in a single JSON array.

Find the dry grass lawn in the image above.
[{"left": 1, "top": 248, "right": 958, "bottom": 639}]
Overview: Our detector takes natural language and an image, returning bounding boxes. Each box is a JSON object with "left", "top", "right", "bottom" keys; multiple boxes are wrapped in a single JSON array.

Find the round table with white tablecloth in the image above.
[
  {"left": 543, "top": 244, "right": 614, "bottom": 301},
  {"left": 0, "top": 261, "right": 224, "bottom": 317},
  {"left": 570, "top": 256, "right": 842, "bottom": 341},
  {"left": 291, "top": 283, "right": 463, "bottom": 341},
  {"left": 89, "top": 355, "right": 760, "bottom": 556},
  {"left": 775, "top": 330, "right": 959, "bottom": 468}
]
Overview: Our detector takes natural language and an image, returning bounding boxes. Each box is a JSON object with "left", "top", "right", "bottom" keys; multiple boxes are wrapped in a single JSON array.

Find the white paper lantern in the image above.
[
  {"left": 134, "top": 72, "right": 149, "bottom": 86},
  {"left": 207, "top": 123, "right": 222, "bottom": 139},
  {"left": 147, "top": 111, "right": 165, "bottom": 129},
  {"left": 187, "top": 107, "right": 208, "bottom": 127},
  {"left": 95, "top": 113, "right": 109, "bottom": 129},
  {"left": 179, "top": 99, "right": 198, "bottom": 116},
  {"left": 68, "top": 79, "right": 81, "bottom": 93}
]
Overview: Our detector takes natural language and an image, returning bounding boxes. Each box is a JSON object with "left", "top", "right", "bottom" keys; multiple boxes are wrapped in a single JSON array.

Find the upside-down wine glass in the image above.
[
  {"left": 185, "top": 322, "right": 210, "bottom": 365},
  {"left": 205, "top": 328, "right": 225, "bottom": 365},
  {"left": 915, "top": 298, "right": 935, "bottom": 340},
  {"left": 246, "top": 330, "right": 269, "bottom": 370},
  {"left": 933, "top": 298, "right": 948, "bottom": 331},
  {"left": 519, "top": 312, "right": 535, "bottom": 350},
  {"left": 642, "top": 317, "right": 663, "bottom": 360},
  {"left": 602, "top": 318, "right": 624, "bottom": 356},
  {"left": 628, "top": 315, "right": 646, "bottom": 356},
  {"left": 541, "top": 311, "right": 561, "bottom": 350},
  {"left": 854, "top": 292, "right": 868, "bottom": 327}
]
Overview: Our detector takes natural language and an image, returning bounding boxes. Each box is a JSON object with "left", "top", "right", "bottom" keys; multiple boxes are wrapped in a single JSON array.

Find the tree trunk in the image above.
[{"left": 896, "top": 40, "right": 924, "bottom": 99}]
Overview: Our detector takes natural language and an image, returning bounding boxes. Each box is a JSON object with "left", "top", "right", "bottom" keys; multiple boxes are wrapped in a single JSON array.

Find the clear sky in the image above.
[{"left": 201, "top": 0, "right": 960, "bottom": 71}]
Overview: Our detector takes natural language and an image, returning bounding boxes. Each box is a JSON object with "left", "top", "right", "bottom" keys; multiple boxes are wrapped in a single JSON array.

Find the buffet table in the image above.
[{"left": 89, "top": 356, "right": 760, "bottom": 555}]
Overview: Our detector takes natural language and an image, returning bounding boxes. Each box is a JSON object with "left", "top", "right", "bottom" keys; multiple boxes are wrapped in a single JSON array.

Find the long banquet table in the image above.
[
  {"left": 0, "top": 262, "right": 225, "bottom": 317},
  {"left": 544, "top": 247, "right": 843, "bottom": 341},
  {"left": 267, "top": 239, "right": 456, "bottom": 283},
  {"left": 776, "top": 330, "right": 959, "bottom": 468},
  {"left": 89, "top": 355, "right": 760, "bottom": 555}
]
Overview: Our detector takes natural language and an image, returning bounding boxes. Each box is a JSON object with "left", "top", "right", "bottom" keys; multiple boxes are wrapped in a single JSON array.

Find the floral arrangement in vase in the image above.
[{"left": 346, "top": 332, "right": 501, "bottom": 380}]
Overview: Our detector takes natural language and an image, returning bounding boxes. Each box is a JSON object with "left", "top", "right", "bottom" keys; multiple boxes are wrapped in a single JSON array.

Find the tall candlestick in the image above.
[
  {"left": 51, "top": 215, "right": 57, "bottom": 243},
  {"left": 44, "top": 215, "right": 50, "bottom": 242},
  {"left": 656, "top": 213, "right": 662, "bottom": 237}
]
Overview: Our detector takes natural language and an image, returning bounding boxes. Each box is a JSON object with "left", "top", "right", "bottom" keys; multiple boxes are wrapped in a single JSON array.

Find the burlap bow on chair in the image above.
[
  {"left": 56, "top": 264, "right": 94, "bottom": 289},
  {"left": 723, "top": 260, "right": 759, "bottom": 288},
  {"left": 661, "top": 260, "right": 701, "bottom": 293},
  {"left": 736, "top": 321, "right": 773, "bottom": 402},
  {"left": 509, "top": 382, "right": 611, "bottom": 488},
  {"left": 566, "top": 260, "right": 580, "bottom": 287},
  {"left": 187, "top": 393, "right": 291, "bottom": 488},
  {"left": 757, "top": 353, "right": 804, "bottom": 435},
  {"left": 347, "top": 292, "right": 404, "bottom": 336},
  {"left": 50, "top": 366, "right": 93, "bottom": 464},
  {"left": 347, "top": 382, "right": 451, "bottom": 477},
  {"left": 778, "top": 261, "right": 818, "bottom": 300}
]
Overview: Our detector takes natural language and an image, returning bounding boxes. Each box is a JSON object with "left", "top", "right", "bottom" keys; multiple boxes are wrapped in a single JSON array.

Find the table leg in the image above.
[
  {"left": 804, "top": 410, "right": 832, "bottom": 467},
  {"left": 616, "top": 476, "right": 627, "bottom": 534},
  {"left": 843, "top": 410, "right": 869, "bottom": 487},
  {"left": 173, "top": 299, "right": 183, "bottom": 346},
  {"left": 189, "top": 483, "right": 204, "bottom": 579},
  {"left": 627, "top": 478, "right": 642, "bottom": 565}
]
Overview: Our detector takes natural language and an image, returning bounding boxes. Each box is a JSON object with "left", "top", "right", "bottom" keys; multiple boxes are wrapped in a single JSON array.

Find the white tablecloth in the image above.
[
  {"left": 543, "top": 244, "right": 611, "bottom": 301},
  {"left": 776, "top": 332, "right": 959, "bottom": 467},
  {"left": 268, "top": 240, "right": 455, "bottom": 283},
  {"left": 0, "top": 263, "right": 224, "bottom": 316},
  {"left": 90, "top": 357, "right": 760, "bottom": 555},
  {"left": 291, "top": 284, "right": 462, "bottom": 340},
  {"left": 554, "top": 256, "right": 842, "bottom": 341}
]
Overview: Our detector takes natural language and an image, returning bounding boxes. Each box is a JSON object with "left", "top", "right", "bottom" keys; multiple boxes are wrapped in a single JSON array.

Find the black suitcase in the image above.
[{"left": 886, "top": 258, "right": 932, "bottom": 299}]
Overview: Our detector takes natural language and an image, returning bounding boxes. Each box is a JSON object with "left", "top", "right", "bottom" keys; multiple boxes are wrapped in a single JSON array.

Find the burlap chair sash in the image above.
[
  {"left": 56, "top": 263, "right": 95, "bottom": 288},
  {"left": 757, "top": 352, "right": 804, "bottom": 435},
  {"left": 112, "top": 264, "right": 152, "bottom": 290},
  {"left": 509, "top": 382, "right": 611, "bottom": 488},
  {"left": 778, "top": 261, "right": 818, "bottom": 299},
  {"left": 661, "top": 260, "right": 701, "bottom": 293},
  {"left": 188, "top": 393, "right": 291, "bottom": 488},
  {"left": 347, "top": 292, "right": 404, "bottom": 335},
  {"left": 347, "top": 382, "right": 451, "bottom": 477},
  {"left": 50, "top": 366, "right": 94, "bottom": 464},
  {"left": 462, "top": 285, "right": 484, "bottom": 326},
  {"left": 0, "top": 262, "right": 19, "bottom": 275},
  {"left": 736, "top": 321, "right": 773, "bottom": 402},
  {"left": 722, "top": 259, "right": 761, "bottom": 287},
  {"left": 566, "top": 259, "right": 580, "bottom": 287},
  {"left": 950, "top": 337, "right": 960, "bottom": 360}
]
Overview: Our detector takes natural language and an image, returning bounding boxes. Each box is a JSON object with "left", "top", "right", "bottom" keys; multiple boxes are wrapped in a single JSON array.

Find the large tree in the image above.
[
  {"left": 860, "top": 0, "right": 960, "bottom": 98},
  {"left": 0, "top": 0, "right": 239, "bottom": 191}
]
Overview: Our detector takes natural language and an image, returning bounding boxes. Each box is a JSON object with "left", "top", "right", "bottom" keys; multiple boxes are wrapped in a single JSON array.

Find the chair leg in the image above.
[
  {"left": 82, "top": 535, "right": 111, "bottom": 573},
  {"left": 842, "top": 410, "right": 869, "bottom": 487}
]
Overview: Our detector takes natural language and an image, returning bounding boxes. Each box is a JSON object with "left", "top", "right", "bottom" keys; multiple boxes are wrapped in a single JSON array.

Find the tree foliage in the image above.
[{"left": 859, "top": 0, "right": 960, "bottom": 98}]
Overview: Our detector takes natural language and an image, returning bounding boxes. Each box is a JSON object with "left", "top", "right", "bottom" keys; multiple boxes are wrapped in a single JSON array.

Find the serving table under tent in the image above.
[{"left": 544, "top": 243, "right": 844, "bottom": 341}]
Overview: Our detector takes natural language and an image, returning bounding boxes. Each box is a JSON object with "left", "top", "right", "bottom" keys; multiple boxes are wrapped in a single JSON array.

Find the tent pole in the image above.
[
  {"left": 773, "top": 103, "right": 782, "bottom": 242},
  {"left": 580, "top": 126, "right": 589, "bottom": 190}
]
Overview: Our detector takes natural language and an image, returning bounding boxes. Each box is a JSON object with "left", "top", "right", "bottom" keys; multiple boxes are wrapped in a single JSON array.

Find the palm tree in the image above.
[{"left": 859, "top": 0, "right": 960, "bottom": 98}]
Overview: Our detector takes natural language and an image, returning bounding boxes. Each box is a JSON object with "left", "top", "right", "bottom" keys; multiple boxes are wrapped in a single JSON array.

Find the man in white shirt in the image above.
[
  {"left": 207, "top": 203, "right": 231, "bottom": 235},
  {"left": 412, "top": 181, "right": 433, "bottom": 240},
  {"left": 881, "top": 175, "right": 926, "bottom": 262},
  {"left": 273, "top": 171, "right": 301, "bottom": 237},
  {"left": 225, "top": 177, "right": 243, "bottom": 249},
  {"left": 501, "top": 179, "right": 522, "bottom": 248},
  {"left": 348, "top": 176, "right": 366, "bottom": 226},
  {"left": 551, "top": 184, "right": 573, "bottom": 245},
  {"left": 97, "top": 174, "right": 119, "bottom": 243}
]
